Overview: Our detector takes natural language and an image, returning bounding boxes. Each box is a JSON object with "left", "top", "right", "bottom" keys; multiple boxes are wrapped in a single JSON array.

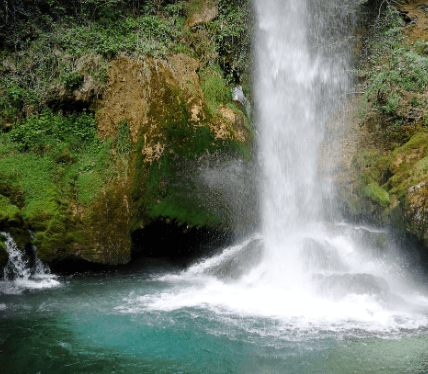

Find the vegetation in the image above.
[
  {"left": 0, "top": 0, "right": 252, "bottom": 265},
  {"left": 0, "top": 0, "right": 251, "bottom": 127},
  {"left": 342, "top": 2, "right": 428, "bottom": 248},
  {"left": 355, "top": 5, "right": 428, "bottom": 144}
]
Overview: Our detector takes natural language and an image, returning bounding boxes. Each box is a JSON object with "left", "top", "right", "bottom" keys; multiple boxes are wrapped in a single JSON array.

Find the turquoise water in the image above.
[{"left": 2, "top": 264, "right": 428, "bottom": 374}]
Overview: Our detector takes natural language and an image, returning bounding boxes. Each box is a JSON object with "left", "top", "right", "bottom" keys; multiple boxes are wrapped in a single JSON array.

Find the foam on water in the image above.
[{"left": 115, "top": 225, "right": 428, "bottom": 335}]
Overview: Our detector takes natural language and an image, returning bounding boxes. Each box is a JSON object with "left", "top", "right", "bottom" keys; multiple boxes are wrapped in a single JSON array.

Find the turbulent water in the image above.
[
  {"left": 0, "top": 233, "right": 60, "bottom": 294},
  {"left": 2, "top": 0, "right": 428, "bottom": 372}
]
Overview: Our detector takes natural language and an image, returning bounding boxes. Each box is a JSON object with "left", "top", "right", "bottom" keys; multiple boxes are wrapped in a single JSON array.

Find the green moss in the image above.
[
  {"left": 0, "top": 240, "right": 8, "bottom": 268},
  {"left": 0, "top": 194, "right": 22, "bottom": 227},
  {"left": 130, "top": 64, "right": 248, "bottom": 232},
  {"left": 390, "top": 131, "right": 427, "bottom": 169},
  {"left": 0, "top": 173, "right": 26, "bottom": 209},
  {"left": 226, "top": 102, "right": 253, "bottom": 145},
  {"left": 353, "top": 149, "right": 386, "bottom": 185},
  {"left": 76, "top": 171, "right": 105, "bottom": 207},
  {"left": 364, "top": 182, "right": 390, "bottom": 207},
  {"left": 146, "top": 155, "right": 223, "bottom": 227},
  {"left": 384, "top": 132, "right": 428, "bottom": 198},
  {"left": 26, "top": 188, "right": 86, "bottom": 262},
  {"left": 0, "top": 194, "right": 31, "bottom": 250},
  {"left": 0, "top": 153, "right": 53, "bottom": 212},
  {"left": 200, "top": 66, "right": 231, "bottom": 107},
  {"left": 413, "top": 156, "right": 428, "bottom": 177},
  {"left": 187, "top": 0, "right": 205, "bottom": 18},
  {"left": 130, "top": 122, "right": 229, "bottom": 231}
]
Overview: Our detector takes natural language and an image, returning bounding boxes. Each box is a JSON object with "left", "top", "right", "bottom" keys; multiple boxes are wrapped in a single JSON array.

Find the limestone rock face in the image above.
[
  {"left": 407, "top": 180, "right": 428, "bottom": 243},
  {"left": 46, "top": 55, "right": 104, "bottom": 110},
  {"left": 10, "top": 53, "right": 252, "bottom": 268},
  {"left": 187, "top": 0, "right": 219, "bottom": 28},
  {"left": 96, "top": 54, "right": 252, "bottom": 235}
]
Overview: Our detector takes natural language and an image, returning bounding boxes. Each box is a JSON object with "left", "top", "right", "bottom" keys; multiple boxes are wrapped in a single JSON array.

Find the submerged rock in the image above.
[
  {"left": 203, "top": 238, "right": 263, "bottom": 281},
  {"left": 313, "top": 273, "right": 390, "bottom": 298},
  {"left": 301, "top": 238, "right": 348, "bottom": 272}
]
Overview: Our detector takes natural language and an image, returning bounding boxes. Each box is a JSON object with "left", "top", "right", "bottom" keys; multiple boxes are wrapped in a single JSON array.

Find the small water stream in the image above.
[{"left": 1, "top": 232, "right": 60, "bottom": 295}]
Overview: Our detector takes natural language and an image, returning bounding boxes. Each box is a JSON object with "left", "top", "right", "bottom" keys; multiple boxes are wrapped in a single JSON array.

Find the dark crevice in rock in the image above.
[
  {"left": 48, "top": 255, "right": 110, "bottom": 274},
  {"left": 46, "top": 99, "right": 91, "bottom": 115},
  {"left": 131, "top": 220, "right": 234, "bottom": 264},
  {"left": 399, "top": 11, "right": 414, "bottom": 24}
]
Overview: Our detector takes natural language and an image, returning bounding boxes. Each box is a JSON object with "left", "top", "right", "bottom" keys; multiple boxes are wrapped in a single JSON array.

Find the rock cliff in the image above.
[
  {"left": 0, "top": 0, "right": 253, "bottom": 270},
  {"left": 336, "top": 0, "right": 428, "bottom": 252}
]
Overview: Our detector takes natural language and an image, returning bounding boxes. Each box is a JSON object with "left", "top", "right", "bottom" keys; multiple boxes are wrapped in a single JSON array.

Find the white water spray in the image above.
[
  {"left": 119, "top": 0, "right": 428, "bottom": 333},
  {"left": 1, "top": 232, "right": 60, "bottom": 294},
  {"left": 254, "top": 0, "right": 353, "bottom": 289}
]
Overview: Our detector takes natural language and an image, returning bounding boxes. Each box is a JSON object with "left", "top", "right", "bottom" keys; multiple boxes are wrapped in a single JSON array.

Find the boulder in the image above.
[
  {"left": 186, "top": 0, "right": 219, "bottom": 29},
  {"left": 313, "top": 273, "right": 390, "bottom": 298}
]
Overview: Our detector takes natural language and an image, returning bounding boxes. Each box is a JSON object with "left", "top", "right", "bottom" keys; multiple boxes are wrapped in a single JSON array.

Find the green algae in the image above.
[{"left": 364, "top": 182, "right": 390, "bottom": 207}]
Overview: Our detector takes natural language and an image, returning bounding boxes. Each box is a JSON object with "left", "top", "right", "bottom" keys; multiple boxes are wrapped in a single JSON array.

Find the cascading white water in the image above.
[
  {"left": 122, "top": 0, "right": 428, "bottom": 333},
  {"left": 254, "top": 0, "right": 353, "bottom": 287},
  {"left": 3, "top": 232, "right": 31, "bottom": 282},
  {"left": 1, "top": 232, "right": 59, "bottom": 293}
]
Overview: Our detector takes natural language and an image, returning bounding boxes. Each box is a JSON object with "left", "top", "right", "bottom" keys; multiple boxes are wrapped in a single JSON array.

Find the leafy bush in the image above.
[
  {"left": 61, "top": 71, "right": 84, "bottom": 91},
  {"left": 0, "top": 83, "right": 38, "bottom": 124},
  {"left": 207, "top": 1, "right": 252, "bottom": 80},
  {"left": 358, "top": 4, "right": 428, "bottom": 123},
  {"left": 10, "top": 110, "right": 98, "bottom": 152}
]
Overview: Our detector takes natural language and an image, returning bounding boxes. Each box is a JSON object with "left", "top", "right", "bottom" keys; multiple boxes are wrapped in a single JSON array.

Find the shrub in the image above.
[
  {"left": 61, "top": 71, "right": 84, "bottom": 91},
  {"left": 10, "top": 110, "right": 98, "bottom": 152}
]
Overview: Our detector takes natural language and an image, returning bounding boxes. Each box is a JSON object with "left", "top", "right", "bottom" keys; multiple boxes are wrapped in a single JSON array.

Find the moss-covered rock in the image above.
[
  {"left": 0, "top": 0, "right": 253, "bottom": 269},
  {"left": 28, "top": 184, "right": 131, "bottom": 265},
  {"left": 346, "top": 129, "right": 428, "bottom": 246},
  {"left": 0, "top": 194, "right": 31, "bottom": 251},
  {"left": 0, "top": 239, "right": 8, "bottom": 269},
  {"left": 364, "top": 182, "right": 390, "bottom": 207},
  {"left": 97, "top": 55, "right": 252, "bottom": 236},
  {"left": 0, "top": 194, "right": 22, "bottom": 227}
]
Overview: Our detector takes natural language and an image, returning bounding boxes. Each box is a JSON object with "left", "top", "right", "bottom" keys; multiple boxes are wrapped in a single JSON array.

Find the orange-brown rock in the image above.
[
  {"left": 186, "top": 0, "right": 219, "bottom": 28},
  {"left": 96, "top": 54, "right": 249, "bottom": 163}
]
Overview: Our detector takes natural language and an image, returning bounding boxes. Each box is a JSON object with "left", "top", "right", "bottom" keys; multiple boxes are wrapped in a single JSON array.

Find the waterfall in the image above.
[
  {"left": 1, "top": 232, "right": 60, "bottom": 292},
  {"left": 148, "top": 0, "right": 428, "bottom": 327},
  {"left": 248, "top": 0, "right": 356, "bottom": 290},
  {"left": 256, "top": 1, "right": 354, "bottom": 245},
  {"left": 3, "top": 232, "right": 31, "bottom": 282},
  {"left": 91, "top": 0, "right": 428, "bottom": 333}
]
